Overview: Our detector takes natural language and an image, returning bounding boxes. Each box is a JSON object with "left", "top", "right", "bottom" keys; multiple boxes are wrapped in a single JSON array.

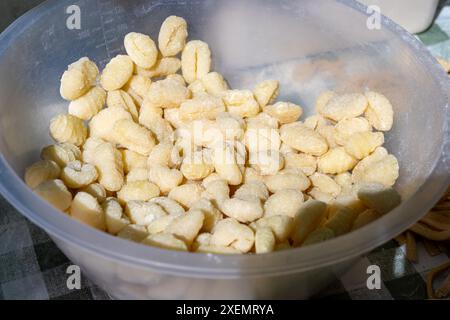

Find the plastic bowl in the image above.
[{"left": 0, "top": 0, "right": 449, "bottom": 299}]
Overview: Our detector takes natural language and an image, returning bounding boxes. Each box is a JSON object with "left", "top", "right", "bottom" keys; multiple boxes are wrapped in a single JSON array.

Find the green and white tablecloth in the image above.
[{"left": 0, "top": 2, "right": 449, "bottom": 300}]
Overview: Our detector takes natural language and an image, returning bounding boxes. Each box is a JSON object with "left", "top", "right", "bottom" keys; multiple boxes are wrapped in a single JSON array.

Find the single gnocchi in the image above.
[
  {"left": 201, "top": 72, "right": 229, "bottom": 96},
  {"left": 255, "top": 227, "right": 276, "bottom": 254},
  {"left": 103, "top": 197, "right": 130, "bottom": 235},
  {"left": 210, "top": 218, "right": 254, "bottom": 253},
  {"left": 212, "top": 142, "right": 243, "bottom": 185},
  {"left": 61, "top": 160, "right": 98, "bottom": 189},
  {"left": 81, "top": 183, "right": 107, "bottom": 203},
  {"left": 264, "top": 189, "right": 304, "bottom": 218},
  {"left": 112, "top": 119, "right": 156, "bottom": 156},
  {"left": 25, "top": 160, "right": 61, "bottom": 189},
  {"left": 220, "top": 197, "right": 264, "bottom": 223},
  {"left": 315, "top": 91, "right": 336, "bottom": 114},
  {"left": 33, "top": 179, "right": 72, "bottom": 211},
  {"left": 179, "top": 94, "right": 225, "bottom": 121},
  {"left": 180, "top": 150, "right": 214, "bottom": 180},
  {"left": 352, "top": 147, "right": 399, "bottom": 187},
  {"left": 249, "top": 151, "right": 284, "bottom": 176},
  {"left": 234, "top": 181, "right": 269, "bottom": 202},
  {"left": 310, "top": 173, "right": 342, "bottom": 198},
  {"left": 280, "top": 123, "right": 328, "bottom": 156},
  {"left": 334, "top": 117, "right": 371, "bottom": 146},
  {"left": 49, "top": 114, "right": 87, "bottom": 147},
  {"left": 70, "top": 192, "right": 105, "bottom": 230},
  {"left": 317, "top": 147, "right": 357, "bottom": 174},
  {"left": 121, "top": 149, "right": 148, "bottom": 174},
  {"left": 319, "top": 93, "right": 368, "bottom": 121},
  {"left": 190, "top": 198, "right": 222, "bottom": 232},
  {"left": 117, "top": 180, "right": 160, "bottom": 204},
  {"left": 264, "top": 102, "right": 303, "bottom": 124},
  {"left": 344, "top": 131, "right": 384, "bottom": 160},
  {"left": 142, "top": 233, "right": 188, "bottom": 251},
  {"left": 168, "top": 183, "right": 204, "bottom": 208},
  {"left": 222, "top": 90, "right": 260, "bottom": 118},
  {"left": 60, "top": 57, "right": 98, "bottom": 101},
  {"left": 158, "top": 16, "right": 188, "bottom": 57},
  {"left": 89, "top": 107, "right": 132, "bottom": 143},
  {"left": 148, "top": 165, "right": 183, "bottom": 194},
  {"left": 106, "top": 90, "right": 139, "bottom": 121},
  {"left": 265, "top": 169, "right": 311, "bottom": 193},
  {"left": 290, "top": 200, "right": 327, "bottom": 246},
  {"left": 253, "top": 80, "right": 279, "bottom": 107},
  {"left": 166, "top": 209, "right": 204, "bottom": 245},
  {"left": 100, "top": 55, "right": 134, "bottom": 91},
  {"left": 181, "top": 40, "right": 212, "bottom": 84},
  {"left": 123, "top": 75, "right": 152, "bottom": 103},
  {"left": 365, "top": 91, "right": 394, "bottom": 131},
  {"left": 68, "top": 86, "right": 106, "bottom": 121},
  {"left": 284, "top": 152, "right": 317, "bottom": 176},
  {"left": 91, "top": 142, "right": 125, "bottom": 192},
  {"left": 125, "top": 201, "right": 167, "bottom": 227},
  {"left": 41, "top": 143, "right": 81, "bottom": 167},
  {"left": 146, "top": 78, "right": 191, "bottom": 108},
  {"left": 124, "top": 32, "right": 158, "bottom": 69}
]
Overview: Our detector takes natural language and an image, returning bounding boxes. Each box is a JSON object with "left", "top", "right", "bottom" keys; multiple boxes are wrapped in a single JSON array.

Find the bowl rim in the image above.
[{"left": 0, "top": 0, "right": 449, "bottom": 278}]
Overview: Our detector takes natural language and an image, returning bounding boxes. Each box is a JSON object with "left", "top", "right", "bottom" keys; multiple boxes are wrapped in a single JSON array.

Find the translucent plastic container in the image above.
[{"left": 0, "top": 0, "right": 448, "bottom": 299}]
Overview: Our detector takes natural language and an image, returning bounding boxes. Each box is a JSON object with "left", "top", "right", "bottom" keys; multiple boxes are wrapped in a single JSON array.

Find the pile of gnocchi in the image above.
[{"left": 24, "top": 16, "right": 401, "bottom": 254}]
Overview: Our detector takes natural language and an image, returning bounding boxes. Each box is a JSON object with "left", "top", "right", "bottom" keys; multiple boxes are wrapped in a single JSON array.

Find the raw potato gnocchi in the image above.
[
  {"left": 60, "top": 57, "right": 98, "bottom": 101},
  {"left": 112, "top": 119, "right": 156, "bottom": 156},
  {"left": 181, "top": 40, "right": 211, "bottom": 84},
  {"left": 223, "top": 90, "right": 260, "bottom": 118},
  {"left": 365, "top": 91, "right": 394, "bottom": 131},
  {"left": 158, "top": 16, "right": 188, "bottom": 57},
  {"left": 280, "top": 123, "right": 328, "bottom": 156},
  {"left": 146, "top": 78, "right": 191, "bottom": 108},
  {"left": 124, "top": 32, "right": 158, "bottom": 69},
  {"left": 253, "top": 80, "right": 279, "bottom": 107},
  {"left": 50, "top": 114, "right": 87, "bottom": 146},
  {"left": 34, "top": 179, "right": 72, "bottom": 211},
  {"left": 91, "top": 142, "right": 125, "bottom": 192},
  {"left": 68, "top": 86, "right": 106, "bottom": 121},
  {"left": 89, "top": 107, "right": 133, "bottom": 143},
  {"left": 61, "top": 160, "right": 98, "bottom": 188},
  {"left": 26, "top": 16, "right": 403, "bottom": 255},
  {"left": 264, "top": 189, "right": 304, "bottom": 218},
  {"left": 70, "top": 192, "right": 105, "bottom": 231},
  {"left": 136, "top": 57, "right": 181, "bottom": 78},
  {"left": 317, "top": 147, "right": 356, "bottom": 174},
  {"left": 100, "top": 55, "right": 134, "bottom": 91},
  {"left": 264, "top": 102, "right": 303, "bottom": 124},
  {"left": 117, "top": 180, "right": 160, "bottom": 204},
  {"left": 25, "top": 160, "right": 61, "bottom": 189},
  {"left": 41, "top": 143, "right": 81, "bottom": 167},
  {"left": 106, "top": 90, "right": 139, "bottom": 121},
  {"left": 319, "top": 93, "right": 368, "bottom": 121},
  {"left": 201, "top": 72, "right": 229, "bottom": 96}
]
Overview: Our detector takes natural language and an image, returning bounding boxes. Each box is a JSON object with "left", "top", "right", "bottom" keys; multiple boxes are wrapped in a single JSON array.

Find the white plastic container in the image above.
[
  {"left": 357, "top": 0, "right": 439, "bottom": 33},
  {"left": 0, "top": 0, "right": 449, "bottom": 299}
]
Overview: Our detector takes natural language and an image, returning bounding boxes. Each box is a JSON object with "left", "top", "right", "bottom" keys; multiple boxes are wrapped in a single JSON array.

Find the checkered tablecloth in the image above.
[{"left": 0, "top": 2, "right": 449, "bottom": 300}]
